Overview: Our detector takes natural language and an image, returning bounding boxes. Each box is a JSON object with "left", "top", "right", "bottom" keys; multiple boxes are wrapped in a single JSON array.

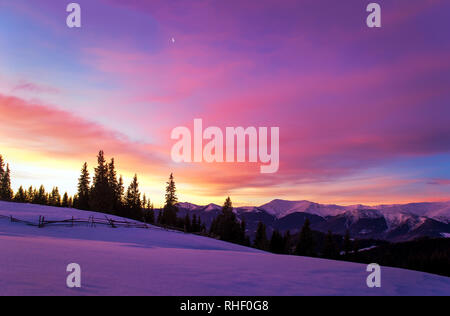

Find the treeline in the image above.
[
  {"left": 352, "top": 237, "right": 450, "bottom": 277},
  {"left": 252, "top": 218, "right": 388, "bottom": 259}
]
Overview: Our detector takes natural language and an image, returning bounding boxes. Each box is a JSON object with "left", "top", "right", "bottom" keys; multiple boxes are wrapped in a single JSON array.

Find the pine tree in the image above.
[
  {"left": 49, "top": 187, "right": 61, "bottom": 206},
  {"left": 209, "top": 197, "right": 246, "bottom": 244},
  {"left": 14, "top": 186, "right": 27, "bottom": 203},
  {"left": 124, "top": 174, "right": 142, "bottom": 220},
  {"left": 144, "top": 201, "right": 155, "bottom": 224},
  {"left": 26, "top": 186, "right": 34, "bottom": 203},
  {"left": 68, "top": 196, "right": 73, "bottom": 208},
  {"left": 254, "top": 221, "right": 268, "bottom": 250},
  {"left": 116, "top": 175, "right": 124, "bottom": 211},
  {"left": 322, "top": 230, "right": 339, "bottom": 259},
  {"left": 161, "top": 173, "right": 178, "bottom": 226},
  {"left": 142, "top": 194, "right": 147, "bottom": 209},
  {"left": 269, "top": 229, "right": 285, "bottom": 254},
  {"left": 184, "top": 213, "right": 191, "bottom": 232},
  {"left": 90, "top": 151, "right": 113, "bottom": 212},
  {"left": 107, "top": 158, "right": 120, "bottom": 212},
  {"left": 0, "top": 154, "right": 4, "bottom": 181},
  {"left": 0, "top": 164, "right": 13, "bottom": 201},
  {"left": 62, "top": 192, "right": 69, "bottom": 207},
  {"left": 295, "top": 219, "right": 316, "bottom": 257},
  {"left": 76, "top": 162, "right": 90, "bottom": 210},
  {"left": 34, "top": 185, "right": 47, "bottom": 205}
]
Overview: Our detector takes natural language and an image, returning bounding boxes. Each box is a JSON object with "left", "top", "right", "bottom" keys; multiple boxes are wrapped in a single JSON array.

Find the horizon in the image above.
[{"left": 1, "top": 0, "right": 450, "bottom": 207}]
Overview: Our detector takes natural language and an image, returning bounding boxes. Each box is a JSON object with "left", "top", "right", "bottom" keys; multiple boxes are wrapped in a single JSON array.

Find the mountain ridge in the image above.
[{"left": 174, "top": 199, "right": 450, "bottom": 242}]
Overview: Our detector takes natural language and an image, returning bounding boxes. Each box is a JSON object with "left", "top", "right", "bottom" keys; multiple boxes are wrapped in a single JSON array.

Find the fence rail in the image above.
[
  {"left": 0, "top": 213, "right": 207, "bottom": 237},
  {"left": 0, "top": 213, "right": 152, "bottom": 229}
]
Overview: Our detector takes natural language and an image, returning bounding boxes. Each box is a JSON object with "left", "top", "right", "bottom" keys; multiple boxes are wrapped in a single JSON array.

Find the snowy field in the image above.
[{"left": 0, "top": 201, "right": 449, "bottom": 296}]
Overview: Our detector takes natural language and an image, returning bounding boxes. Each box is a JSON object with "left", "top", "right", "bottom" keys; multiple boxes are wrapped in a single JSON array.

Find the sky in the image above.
[{"left": 1, "top": 0, "right": 450, "bottom": 207}]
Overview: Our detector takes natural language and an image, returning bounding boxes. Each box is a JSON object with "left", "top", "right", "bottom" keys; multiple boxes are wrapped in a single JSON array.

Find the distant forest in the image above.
[{"left": 0, "top": 151, "right": 448, "bottom": 277}]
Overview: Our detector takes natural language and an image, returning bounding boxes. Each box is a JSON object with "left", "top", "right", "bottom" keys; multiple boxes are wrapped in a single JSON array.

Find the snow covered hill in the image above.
[{"left": 0, "top": 201, "right": 449, "bottom": 296}]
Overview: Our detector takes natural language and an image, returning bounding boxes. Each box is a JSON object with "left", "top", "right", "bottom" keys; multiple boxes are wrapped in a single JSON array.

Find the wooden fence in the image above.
[{"left": 0, "top": 213, "right": 207, "bottom": 237}]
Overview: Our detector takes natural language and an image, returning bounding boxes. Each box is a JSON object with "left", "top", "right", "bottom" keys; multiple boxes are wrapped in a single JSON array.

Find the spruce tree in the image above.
[
  {"left": 269, "top": 229, "right": 285, "bottom": 254},
  {"left": 144, "top": 201, "right": 155, "bottom": 224},
  {"left": 14, "top": 186, "right": 27, "bottom": 203},
  {"left": 35, "top": 185, "right": 47, "bottom": 205},
  {"left": 26, "top": 186, "right": 34, "bottom": 203},
  {"left": 0, "top": 154, "right": 4, "bottom": 181},
  {"left": 49, "top": 187, "right": 61, "bottom": 206},
  {"left": 0, "top": 164, "right": 13, "bottom": 201},
  {"left": 124, "top": 174, "right": 142, "bottom": 220},
  {"left": 62, "top": 192, "right": 69, "bottom": 207},
  {"left": 283, "top": 230, "right": 292, "bottom": 254},
  {"left": 116, "top": 175, "right": 124, "bottom": 212},
  {"left": 90, "top": 151, "right": 113, "bottom": 212},
  {"left": 76, "top": 162, "right": 90, "bottom": 210},
  {"left": 254, "top": 221, "right": 268, "bottom": 250},
  {"left": 295, "top": 219, "right": 316, "bottom": 257},
  {"left": 107, "top": 158, "right": 120, "bottom": 212},
  {"left": 161, "top": 173, "right": 178, "bottom": 226},
  {"left": 322, "top": 230, "right": 339, "bottom": 259},
  {"left": 184, "top": 213, "right": 191, "bottom": 232}
]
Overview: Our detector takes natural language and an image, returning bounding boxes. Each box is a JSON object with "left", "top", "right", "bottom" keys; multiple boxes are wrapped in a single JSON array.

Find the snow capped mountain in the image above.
[
  {"left": 176, "top": 199, "right": 450, "bottom": 241},
  {"left": 259, "top": 199, "right": 346, "bottom": 218}
]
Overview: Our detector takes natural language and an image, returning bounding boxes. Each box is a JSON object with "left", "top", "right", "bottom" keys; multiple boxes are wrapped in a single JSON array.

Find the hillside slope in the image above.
[{"left": 0, "top": 201, "right": 449, "bottom": 296}]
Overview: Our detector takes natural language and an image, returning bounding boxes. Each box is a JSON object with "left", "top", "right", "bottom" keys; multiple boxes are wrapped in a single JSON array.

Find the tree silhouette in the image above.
[
  {"left": 0, "top": 164, "right": 13, "bottom": 201},
  {"left": 160, "top": 173, "right": 178, "bottom": 226},
  {"left": 76, "top": 162, "right": 90, "bottom": 210},
  {"left": 254, "top": 221, "right": 269, "bottom": 250},
  {"left": 124, "top": 174, "right": 142, "bottom": 220},
  {"left": 295, "top": 219, "right": 316, "bottom": 257},
  {"left": 90, "top": 151, "right": 113, "bottom": 212}
]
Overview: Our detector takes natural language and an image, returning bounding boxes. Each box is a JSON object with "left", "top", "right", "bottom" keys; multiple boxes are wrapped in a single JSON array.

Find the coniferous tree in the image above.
[
  {"left": 34, "top": 185, "right": 47, "bottom": 205},
  {"left": 0, "top": 155, "right": 4, "bottom": 182},
  {"left": 68, "top": 196, "right": 73, "bottom": 208},
  {"left": 49, "top": 187, "right": 61, "bottom": 206},
  {"left": 62, "top": 192, "right": 69, "bottom": 207},
  {"left": 254, "top": 221, "right": 269, "bottom": 250},
  {"left": 209, "top": 197, "right": 246, "bottom": 244},
  {"left": 76, "top": 162, "right": 90, "bottom": 210},
  {"left": 322, "top": 230, "right": 339, "bottom": 259},
  {"left": 295, "top": 219, "right": 316, "bottom": 257},
  {"left": 283, "top": 230, "right": 292, "bottom": 254},
  {"left": 90, "top": 151, "right": 113, "bottom": 212},
  {"left": 161, "top": 173, "right": 178, "bottom": 226},
  {"left": 142, "top": 194, "right": 147, "bottom": 210},
  {"left": 157, "top": 209, "right": 163, "bottom": 224},
  {"left": 116, "top": 175, "right": 124, "bottom": 211},
  {"left": 184, "top": 213, "right": 192, "bottom": 232},
  {"left": 269, "top": 229, "right": 285, "bottom": 254},
  {"left": 144, "top": 201, "right": 155, "bottom": 224},
  {"left": 26, "top": 186, "right": 34, "bottom": 203},
  {"left": 107, "top": 158, "right": 120, "bottom": 212},
  {"left": 14, "top": 186, "right": 27, "bottom": 203},
  {"left": 124, "top": 174, "right": 142, "bottom": 220},
  {"left": 0, "top": 164, "right": 13, "bottom": 201}
]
